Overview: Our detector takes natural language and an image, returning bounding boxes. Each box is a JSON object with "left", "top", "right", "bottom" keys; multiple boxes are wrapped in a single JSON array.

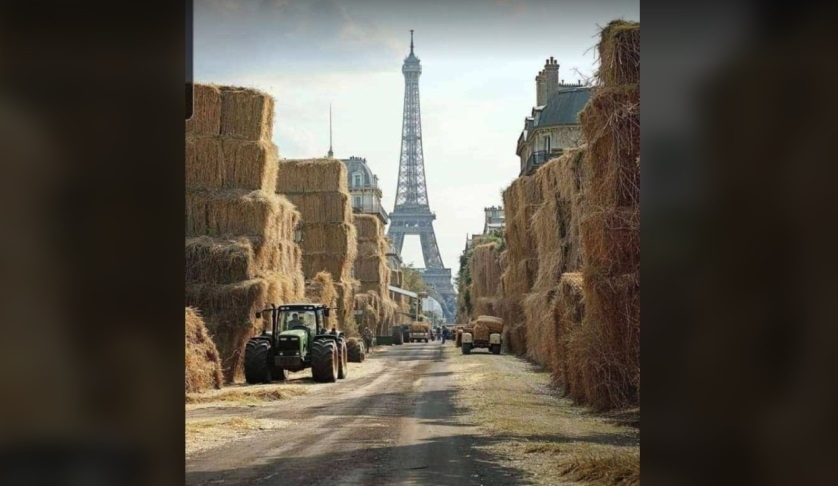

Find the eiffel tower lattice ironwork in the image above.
[{"left": 387, "top": 30, "right": 456, "bottom": 321}]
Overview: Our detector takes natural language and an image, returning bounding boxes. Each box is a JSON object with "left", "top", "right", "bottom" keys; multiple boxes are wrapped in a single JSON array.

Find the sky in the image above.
[{"left": 193, "top": 0, "right": 639, "bottom": 278}]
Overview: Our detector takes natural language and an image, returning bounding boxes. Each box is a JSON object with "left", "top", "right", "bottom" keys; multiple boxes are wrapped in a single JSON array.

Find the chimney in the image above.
[{"left": 536, "top": 57, "right": 559, "bottom": 106}]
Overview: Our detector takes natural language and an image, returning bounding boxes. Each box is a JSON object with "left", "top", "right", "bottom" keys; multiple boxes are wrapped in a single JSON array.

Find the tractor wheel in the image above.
[
  {"left": 393, "top": 331, "right": 403, "bottom": 345},
  {"left": 311, "top": 339, "right": 338, "bottom": 383},
  {"left": 347, "top": 339, "right": 364, "bottom": 363},
  {"left": 244, "top": 339, "right": 272, "bottom": 384},
  {"left": 337, "top": 339, "right": 348, "bottom": 380},
  {"left": 491, "top": 344, "right": 501, "bottom": 355},
  {"left": 462, "top": 343, "right": 472, "bottom": 355}
]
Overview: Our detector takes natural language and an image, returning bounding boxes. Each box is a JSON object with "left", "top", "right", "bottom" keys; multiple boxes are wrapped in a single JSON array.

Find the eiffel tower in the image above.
[{"left": 387, "top": 30, "right": 456, "bottom": 322}]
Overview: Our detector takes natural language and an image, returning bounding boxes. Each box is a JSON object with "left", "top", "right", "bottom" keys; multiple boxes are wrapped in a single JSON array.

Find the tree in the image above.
[{"left": 401, "top": 263, "right": 428, "bottom": 293}]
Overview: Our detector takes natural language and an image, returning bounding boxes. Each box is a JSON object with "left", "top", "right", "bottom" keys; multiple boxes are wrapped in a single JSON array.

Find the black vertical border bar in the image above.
[{"left": 185, "top": 0, "right": 193, "bottom": 119}]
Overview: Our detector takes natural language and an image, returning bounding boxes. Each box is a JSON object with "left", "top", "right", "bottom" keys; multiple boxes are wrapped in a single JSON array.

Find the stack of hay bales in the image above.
[
  {"left": 354, "top": 215, "right": 390, "bottom": 296},
  {"left": 572, "top": 20, "right": 640, "bottom": 410},
  {"left": 354, "top": 290, "right": 382, "bottom": 335},
  {"left": 185, "top": 307, "right": 223, "bottom": 393},
  {"left": 498, "top": 173, "right": 544, "bottom": 355},
  {"left": 353, "top": 214, "right": 396, "bottom": 333},
  {"left": 276, "top": 159, "right": 358, "bottom": 335},
  {"left": 185, "top": 84, "right": 305, "bottom": 383},
  {"left": 469, "top": 242, "right": 503, "bottom": 317},
  {"left": 304, "top": 271, "right": 338, "bottom": 329},
  {"left": 555, "top": 272, "right": 587, "bottom": 402},
  {"left": 521, "top": 148, "right": 588, "bottom": 379}
]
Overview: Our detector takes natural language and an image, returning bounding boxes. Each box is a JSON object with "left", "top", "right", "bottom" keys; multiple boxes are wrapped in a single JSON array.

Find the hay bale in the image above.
[
  {"left": 530, "top": 148, "right": 588, "bottom": 292},
  {"left": 554, "top": 273, "right": 585, "bottom": 394},
  {"left": 277, "top": 158, "right": 348, "bottom": 193},
  {"left": 357, "top": 239, "right": 387, "bottom": 258},
  {"left": 523, "top": 289, "right": 559, "bottom": 371},
  {"left": 355, "top": 255, "right": 389, "bottom": 283},
  {"left": 470, "top": 243, "right": 503, "bottom": 300},
  {"left": 221, "top": 138, "right": 279, "bottom": 192},
  {"left": 186, "top": 189, "right": 299, "bottom": 242},
  {"left": 300, "top": 223, "right": 357, "bottom": 256},
  {"left": 184, "top": 236, "right": 299, "bottom": 285},
  {"left": 597, "top": 20, "right": 640, "bottom": 86},
  {"left": 353, "top": 214, "right": 382, "bottom": 240},
  {"left": 219, "top": 86, "right": 274, "bottom": 141},
  {"left": 474, "top": 315, "right": 504, "bottom": 334},
  {"left": 186, "top": 84, "right": 221, "bottom": 136},
  {"left": 185, "top": 138, "right": 279, "bottom": 193},
  {"left": 506, "top": 322, "right": 528, "bottom": 356},
  {"left": 472, "top": 297, "right": 499, "bottom": 317},
  {"left": 185, "top": 137, "right": 225, "bottom": 190},
  {"left": 185, "top": 278, "right": 275, "bottom": 382},
  {"left": 284, "top": 192, "right": 351, "bottom": 224},
  {"left": 580, "top": 85, "right": 640, "bottom": 208},
  {"left": 185, "top": 236, "right": 257, "bottom": 284},
  {"left": 575, "top": 272, "right": 639, "bottom": 410},
  {"left": 410, "top": 322, "right": 430, "bottom": 333},
  {"left": 185, "top": 307, "right": 223, "bottom": 393},
  {"left": 305, "top": 271, "right": 338, "bottom": 328},
  {"left": 302, "top": 253, "right": 353, "bottom": 281},
  {"left": 579, "top": 208, "right": 640, "bottom": 276},
  {"left": 333, "top": 280, "right": 358, "bottom": 333},
  {"left": 473, "top": 322, "right": 489, "bottom": 342},
  {"left": 265, "top": 271, "right": 299, "bottom": 304}
]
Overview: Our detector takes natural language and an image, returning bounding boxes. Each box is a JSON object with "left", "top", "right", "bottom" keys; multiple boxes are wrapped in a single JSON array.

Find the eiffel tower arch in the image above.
[{"left": 387, "top": 31, "right": 456, "bottom": 322}]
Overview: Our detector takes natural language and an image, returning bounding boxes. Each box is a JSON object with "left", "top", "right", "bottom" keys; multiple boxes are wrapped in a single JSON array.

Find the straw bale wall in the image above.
[
  {"left": 185, "top": 84, "right": 306, "bottom": 383},
  {"left": 276, "top": 158, "right": 358, "bottom": 330},
  {"left": 573, "top": 20, "right": 640, "bottom": 410},
  {"left": 185, "top": 307, "right": 223, "bottom": 393},
  {"left": 305, "top": 271, "right": 338, "bottom": 329}
]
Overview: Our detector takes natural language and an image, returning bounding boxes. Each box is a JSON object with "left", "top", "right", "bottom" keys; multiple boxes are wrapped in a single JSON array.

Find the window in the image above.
[
  {"left": 352, "top": 172, "right": 363, "bottom": 187},
  {"left": 544, "top": 135, "right": 551, "bottom": 152},
  {"left": 353, "top": 195, "right": 362, "bottom": 208}
]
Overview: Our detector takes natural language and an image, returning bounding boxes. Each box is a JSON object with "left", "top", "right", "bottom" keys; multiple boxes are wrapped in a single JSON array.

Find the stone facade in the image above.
[
  {"left": 516, "top": 57, "right": 590, "bottom": 176},
  {"left": 341, "top": 156, "right": 389, "bottom": 224}
]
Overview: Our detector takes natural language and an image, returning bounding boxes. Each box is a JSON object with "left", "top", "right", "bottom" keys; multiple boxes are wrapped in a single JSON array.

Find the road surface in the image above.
[{"left": 185, "top": 342, "right": 524, "bottom": 486}]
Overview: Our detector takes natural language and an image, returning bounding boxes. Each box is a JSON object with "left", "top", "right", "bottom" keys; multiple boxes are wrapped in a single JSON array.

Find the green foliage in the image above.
[{"left": 401, "top": 263, "right": 428, "bottom": 293}]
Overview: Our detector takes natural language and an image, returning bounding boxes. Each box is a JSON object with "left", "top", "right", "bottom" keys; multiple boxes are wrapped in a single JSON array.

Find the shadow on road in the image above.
[{"left": 185, "top": 433, "right": 533, "bottom": 486}]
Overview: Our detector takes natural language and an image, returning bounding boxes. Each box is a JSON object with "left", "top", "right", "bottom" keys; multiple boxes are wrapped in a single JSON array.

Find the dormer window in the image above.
[{"left": 352, "top": 172, "right": 363, "bottom": 187}]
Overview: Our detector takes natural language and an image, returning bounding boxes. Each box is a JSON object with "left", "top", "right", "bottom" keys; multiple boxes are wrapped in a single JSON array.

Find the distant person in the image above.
[{"left": 441, "top": 328, "right": 447, "bottom": 344}]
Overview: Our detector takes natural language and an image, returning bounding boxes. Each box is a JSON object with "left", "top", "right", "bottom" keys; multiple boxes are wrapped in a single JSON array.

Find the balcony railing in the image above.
[
  {"left": 352, "top": 201, "right": 389, "bottom": 223},
  {"left": 522, "top": 150, "right": 558, "bottom": 176}
]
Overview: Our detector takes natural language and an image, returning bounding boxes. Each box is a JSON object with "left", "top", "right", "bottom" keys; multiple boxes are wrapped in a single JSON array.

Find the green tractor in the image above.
[{"left": 244, "top": 303, "right": 348, "bottom": 384}]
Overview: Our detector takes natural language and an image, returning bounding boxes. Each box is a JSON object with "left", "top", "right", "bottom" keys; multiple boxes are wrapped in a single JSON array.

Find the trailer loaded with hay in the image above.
[
  {"left": 244, "top": 303, "right": 348, "bottom": 384},
  {"left": 461, "top": 316, "right": 504, "bottom": 355},
  {"left": 408, "top": 321, "right": 431, "bottom": 343}
]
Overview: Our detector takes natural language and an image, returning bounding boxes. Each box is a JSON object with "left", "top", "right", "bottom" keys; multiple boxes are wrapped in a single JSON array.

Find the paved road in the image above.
[{"left": 185, "top": 342, "right": 521, "bottom": 486}]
